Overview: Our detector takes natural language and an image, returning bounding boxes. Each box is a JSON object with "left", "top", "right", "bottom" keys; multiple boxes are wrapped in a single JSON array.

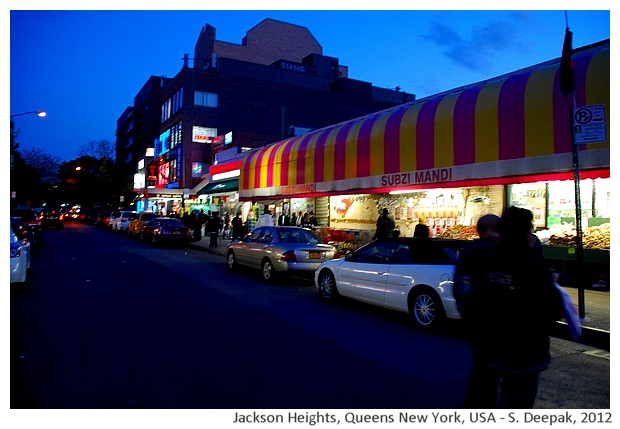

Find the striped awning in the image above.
[{"left": 240, "top": 41, "right": 609, "bottom": 200}]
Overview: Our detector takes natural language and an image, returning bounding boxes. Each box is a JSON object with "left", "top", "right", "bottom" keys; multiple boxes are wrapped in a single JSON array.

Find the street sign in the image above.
[{"left": 572, "top": 104, "right": 607, "bottom": 145}]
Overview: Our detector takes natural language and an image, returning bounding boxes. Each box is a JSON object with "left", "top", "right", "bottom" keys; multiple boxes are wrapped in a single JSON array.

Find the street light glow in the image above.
[{"left": 10, "top": 110, "right": 47, "bottom": 118}]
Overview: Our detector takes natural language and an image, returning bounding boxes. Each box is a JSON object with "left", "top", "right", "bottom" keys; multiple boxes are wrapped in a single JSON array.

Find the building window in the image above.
[
  {"left": 161, "top": 88, "right": 184, "bottom": 123},
  {"left": 194, "top": 91, "right": 218, "bottom": 108}
]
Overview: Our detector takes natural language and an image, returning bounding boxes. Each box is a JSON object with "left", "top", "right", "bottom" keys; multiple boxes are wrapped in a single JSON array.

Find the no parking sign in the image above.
[{"left": 572, "top": 104, "right": 607, "bottom": 144}]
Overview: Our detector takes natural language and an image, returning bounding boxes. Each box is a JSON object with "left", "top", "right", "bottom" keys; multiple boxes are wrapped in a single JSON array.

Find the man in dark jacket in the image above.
[
  {"left": 207, "top": 212, "right": 221, "bottom": 248},
  {"left": 457, "top": 207, "right": 564, "bottom": 408},
  {"left": 373, "top": 208, "right": 395, "bottom": 240},
  {"left": 454, "top": 214, "right": 500, "bottom": 408}
]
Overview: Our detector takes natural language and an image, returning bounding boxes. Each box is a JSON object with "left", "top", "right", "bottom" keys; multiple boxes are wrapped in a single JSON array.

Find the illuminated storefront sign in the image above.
[{"left": 193, "top": 126, "right": 218, "bottom": 143}]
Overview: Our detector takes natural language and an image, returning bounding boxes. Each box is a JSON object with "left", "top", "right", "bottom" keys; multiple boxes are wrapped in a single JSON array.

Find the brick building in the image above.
[{"left": 116, "top": 18, "right": 414, "bottom": 210}]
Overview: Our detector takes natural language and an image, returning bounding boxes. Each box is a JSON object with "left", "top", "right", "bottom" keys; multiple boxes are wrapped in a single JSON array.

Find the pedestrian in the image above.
[
  {"left": 222, "top": 212, "right": 231, "bottom": 237},
  {"left": 296, "top": 211, "right": 303, "bottom": 226},
  {"left": 290, "top": 211, "right": 298, "bottom": 227},
  {"left": 457, "top": 207, "right": 564, "bottom": 408},
  {"left": 454, "top": 214, "right": 501, "bottom": 408},
  {"left": 278, "top": 209, "right": 291, "bottom": 226},
  {"left": 257, "top": 206, "right": 274, "bottom": 227},
  {"left": 373, "top": 208, "right": 395, "bottom": 240},
  {"left": 231, "top": 212, "right": 244, "bottom": 240},
  {"left": 207, "top": 212, "right": 221, "bottom": 248},
  {"left": 413, "top": 223, "right": 430, "bottom": 238}
]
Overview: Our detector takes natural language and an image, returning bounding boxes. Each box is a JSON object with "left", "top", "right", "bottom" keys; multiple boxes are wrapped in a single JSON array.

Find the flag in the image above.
[{"left": 559, "top": 28, "right": 575, "bottom": 96}]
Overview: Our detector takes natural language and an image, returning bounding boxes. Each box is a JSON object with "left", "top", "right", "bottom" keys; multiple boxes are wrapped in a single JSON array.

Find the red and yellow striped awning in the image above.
[{"left": 240, "top": 41, "right": 609, "bottom": 200}]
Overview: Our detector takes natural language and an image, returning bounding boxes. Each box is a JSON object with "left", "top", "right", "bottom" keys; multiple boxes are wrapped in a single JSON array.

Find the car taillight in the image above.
[{"left": 281, "top": 250, "right": 297, "bottom": 262}]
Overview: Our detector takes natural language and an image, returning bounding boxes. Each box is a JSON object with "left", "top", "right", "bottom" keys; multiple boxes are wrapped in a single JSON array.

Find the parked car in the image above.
[
  {"left": 127, "top": 212, "right": 159, "bottom": 238},
  {"left": 226, "top": 226, "right": 337, "bottom": 281},
  {"left": 106, "top": 211, "right": 122, "bottom": 229},
  {"left": 10, "top": 208, "right": 43, "bottom": 245},
  {"left": 40, "top": 207, "right": 64, "bottom": 229},
  {"left": 111, "top": 210, "right": 137, "bottom": 231},
  {"left": 95, "top": 211, "right": 113, "bottom": 228},
  {"left": 139, "top": 217, "right": 192, "bottom": 245},
  {"left": 314, "top": 237, "right": 464, "bottom": 329},
  {"left": 10, "top": 223, "right": 31, "bottom": 284},
  {"left": 10, "top": 214, "right": 42, "bottom": 247}
]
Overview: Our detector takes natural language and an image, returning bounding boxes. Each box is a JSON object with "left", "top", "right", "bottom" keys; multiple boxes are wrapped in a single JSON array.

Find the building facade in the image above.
[{"left": 115, "top": 18, "right": 414, "bottom": 213}]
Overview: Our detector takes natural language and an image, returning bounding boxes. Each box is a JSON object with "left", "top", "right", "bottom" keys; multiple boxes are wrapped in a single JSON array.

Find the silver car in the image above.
[{"left": 226, "top": 226, "right": 337, "bottom": 281}]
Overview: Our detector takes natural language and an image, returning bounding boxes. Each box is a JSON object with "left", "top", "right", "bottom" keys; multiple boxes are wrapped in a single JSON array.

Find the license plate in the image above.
[
  {"left": 309, "top": 251, "right": 321, "bottom": 259},
  {"left": 172, "top": 231, "right": 181, "bottom": 235}
]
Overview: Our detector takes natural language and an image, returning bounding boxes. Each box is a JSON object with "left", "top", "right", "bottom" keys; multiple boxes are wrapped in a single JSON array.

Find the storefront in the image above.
[{"left": 238, "top": 40, "right": 609, "bottom": 257}]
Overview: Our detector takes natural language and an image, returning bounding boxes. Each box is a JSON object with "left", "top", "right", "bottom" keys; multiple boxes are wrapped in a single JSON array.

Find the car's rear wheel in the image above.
[
  {"left": 227, "top": 251, "right": 238, "bottom": 270},
  {"left": 409, "top": 288, "right": 445, "bottom": 329},
  {"left": 261, "top": 259, "right": 276, "bottom": 281},
  {"left": 318, "top": 270, "right": 339, "bottom": 301}
]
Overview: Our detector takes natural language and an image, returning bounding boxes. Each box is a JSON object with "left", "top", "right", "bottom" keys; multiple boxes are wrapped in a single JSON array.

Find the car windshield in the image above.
[{"left": 277, "top": 228, "right": 320, "bottom": 244}]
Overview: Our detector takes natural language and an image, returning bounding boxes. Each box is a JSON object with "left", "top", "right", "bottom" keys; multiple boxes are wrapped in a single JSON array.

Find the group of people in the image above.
[{"left": 256, "top": 206, "right": 318, "bottom": 229}]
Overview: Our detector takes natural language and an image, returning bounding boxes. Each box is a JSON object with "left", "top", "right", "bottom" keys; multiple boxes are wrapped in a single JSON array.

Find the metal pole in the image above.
[{"left": 570, "top": 104, "right": 587, "bottom": 319}]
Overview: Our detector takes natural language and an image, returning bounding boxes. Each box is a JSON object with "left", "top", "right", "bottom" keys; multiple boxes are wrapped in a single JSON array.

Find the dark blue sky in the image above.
[{"left": 9, "top": 9, "right": 611, "bottom": 162}]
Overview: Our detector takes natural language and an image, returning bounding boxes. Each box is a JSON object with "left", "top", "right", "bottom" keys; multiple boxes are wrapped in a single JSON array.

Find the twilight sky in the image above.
[{"left": 7, "top": 3, "right": 612, "bottom": 164}]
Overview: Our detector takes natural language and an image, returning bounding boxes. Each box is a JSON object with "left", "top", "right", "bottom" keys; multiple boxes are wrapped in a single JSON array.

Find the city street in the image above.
[{"left": 10, "top": 222, "right": 609, "bottom": 411}]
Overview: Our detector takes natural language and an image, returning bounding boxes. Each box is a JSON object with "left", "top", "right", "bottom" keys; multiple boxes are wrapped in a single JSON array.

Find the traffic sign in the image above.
[{"left": 572, "top": 105, "right": 607, "bottom": 144}]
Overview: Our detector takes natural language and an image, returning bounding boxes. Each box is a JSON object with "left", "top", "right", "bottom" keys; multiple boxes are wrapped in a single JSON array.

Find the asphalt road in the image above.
[{"left": 9, "top": 222, "right": 611, "bottom": 419}]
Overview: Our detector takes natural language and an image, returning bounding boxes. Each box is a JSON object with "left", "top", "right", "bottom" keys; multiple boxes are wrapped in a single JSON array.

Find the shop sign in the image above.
[
  {"left": 281, "top": 183, "right": 317, "bottom": 195},
  {"left": 572, "top": 105, "right": 607, "bottom": 145},
  {"left": 193, "top": 126, "right": 218, "bottom": 143},
  {"left": 381, "top": 168, "right": 453, "bottom": 187}
]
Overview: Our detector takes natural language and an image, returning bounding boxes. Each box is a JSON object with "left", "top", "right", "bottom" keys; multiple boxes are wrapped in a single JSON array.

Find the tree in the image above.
[
  {"left": 10, "top": 121, "right": 61, "bottom": 207},
  {"left": 56, "top": 155, "right": 117, "bottom": 209},
  {"left": 77, "top": 139, "right": 115, "bottom": 161}
]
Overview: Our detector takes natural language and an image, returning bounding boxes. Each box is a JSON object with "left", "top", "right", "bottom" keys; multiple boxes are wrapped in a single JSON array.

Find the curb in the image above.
[{"left": 551, "top": 322, "right": 609, "bottom": 351}]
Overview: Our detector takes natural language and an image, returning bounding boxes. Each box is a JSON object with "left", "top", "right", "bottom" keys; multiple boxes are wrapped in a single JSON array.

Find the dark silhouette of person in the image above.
[
  {"left": 456, "top": 207, "right": 563, "bottom": 408},
  {"left": 373, "top": 208, "right": 395, "bottom": 240}
]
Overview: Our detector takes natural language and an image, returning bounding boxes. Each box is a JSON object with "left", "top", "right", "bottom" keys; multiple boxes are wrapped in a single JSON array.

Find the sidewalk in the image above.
[{"left": 188, "top": 236, "right": 610, "bottom": 350}]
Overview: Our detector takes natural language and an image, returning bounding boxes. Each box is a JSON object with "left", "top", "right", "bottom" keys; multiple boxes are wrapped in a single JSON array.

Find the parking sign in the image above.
[{"left": 572, "top": 105, "right": 607, "bottom": 144}]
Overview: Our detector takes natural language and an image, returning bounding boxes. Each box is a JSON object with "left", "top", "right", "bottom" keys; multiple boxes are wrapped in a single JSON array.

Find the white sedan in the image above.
[
  {"left": 10, "top": 223, "right": 31, "bottom": 284},
  {"left": 315, "top": 238, "right": 463, "bottom": 329}
]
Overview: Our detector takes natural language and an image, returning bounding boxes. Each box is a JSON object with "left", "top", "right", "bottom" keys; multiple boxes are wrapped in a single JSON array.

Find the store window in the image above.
[
  {"left": 510, "top": 178, "right": 610, "bottom": 228},
  {"left": 194, "top": 91, "right": 218, "bottom": 108}
]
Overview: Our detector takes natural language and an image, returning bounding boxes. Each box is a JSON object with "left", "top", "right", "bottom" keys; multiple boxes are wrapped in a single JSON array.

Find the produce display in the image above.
[
  {"left": 437, "top": 222, "right": 610, "bottom": 250},
  {"left": 537, "top": 222, "right": 610, "bottom": 250},
  {"left": 435, "top": 224, "right": 479, "bottom": 240}
]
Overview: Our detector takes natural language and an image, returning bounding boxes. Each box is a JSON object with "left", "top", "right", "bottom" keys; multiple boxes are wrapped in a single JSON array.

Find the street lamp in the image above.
[{"left": 10, "top": 110, "right": 47, "bottom": 118}]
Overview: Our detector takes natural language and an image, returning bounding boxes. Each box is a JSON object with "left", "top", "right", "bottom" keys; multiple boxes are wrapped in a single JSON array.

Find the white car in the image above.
[
  {"left": 10, "top": 224, "right": 31, "bottom": 284},
  {"left": 111, "top": 210, "right": 137, "bottom": 231},
  {"left": 315, "top": 238, "right": 463, "bottom": 329}
]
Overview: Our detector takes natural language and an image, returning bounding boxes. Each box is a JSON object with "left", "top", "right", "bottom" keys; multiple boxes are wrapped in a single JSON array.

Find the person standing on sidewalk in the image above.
[
  {"left": 257, "top": 206, "right": 274, "bottom": 227},
  {"left": 231, "top": 212, "right": 244, "bottom": 240},
  {"left": 207, "top": 212, "right": 221, "bottom": 248}
]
